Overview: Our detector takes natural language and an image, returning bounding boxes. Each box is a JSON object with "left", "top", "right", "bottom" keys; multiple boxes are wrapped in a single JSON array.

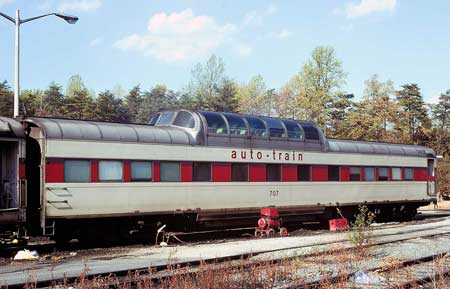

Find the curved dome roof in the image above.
[
  {"left": 328, "top": 139, "right": 435, "bottom": 157},
  {"left": 0, "top": 117, "right": 25, "bottom": 138},
  {"left": 24, "top": 117, "right": 194, "bottom": 145}
]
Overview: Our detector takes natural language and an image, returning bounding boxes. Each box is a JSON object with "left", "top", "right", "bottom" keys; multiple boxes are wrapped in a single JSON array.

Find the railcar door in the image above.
[{"left": 427, "top": 159, "right": 436, "bottom": 196}]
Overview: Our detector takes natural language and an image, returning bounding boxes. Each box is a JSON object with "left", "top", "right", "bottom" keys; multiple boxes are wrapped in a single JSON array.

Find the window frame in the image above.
[
  {"left": 192, "top": 162, "right": 212, "bottom": 182},
  {"left": 64, "top": 159, "right": 91, "bottom": 183},
  {"left": 130, "top": 161, "right": 153, "bottom": 182},
  {"left": 297, "top": 164, "right": 311, "bottom": 181},
  {"left": 364, "top": 167, "right": 376, "bottom": 181},
  {"left": 349, "top": 166, "right": 361, "bottom": 181},
  {"left": 404, "top": 167, "right": 414, "bottom": 181},
  {"left": 160, "top": 161, "right": 181, "bottom": 182},
  {"left": 328, "top": 165, "right": 340, "bottom": 181},
  {"left": 266, "top": 164, "right": 281, "bottom": 182},
  {"left": 98, "top": 160, "right": 124, "bottom": 182},
  {"left": 231, "top": 163, "right": 249, "bottom": 181},
  {"left": 378, "top": 167, "right": 389, "bottom": 181},
  {"left": 392, "top": 167, "right": 402, "bottom": 181}
]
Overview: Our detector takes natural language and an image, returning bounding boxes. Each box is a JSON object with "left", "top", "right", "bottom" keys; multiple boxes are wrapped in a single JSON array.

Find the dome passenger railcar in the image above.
[{"left": 0, "top": 110, "right": 438, "bottom": 243}]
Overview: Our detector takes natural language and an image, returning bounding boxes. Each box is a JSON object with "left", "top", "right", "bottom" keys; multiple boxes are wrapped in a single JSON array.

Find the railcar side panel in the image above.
[{"left": 44, "top": 181, "right": 430, "bottom": 218}]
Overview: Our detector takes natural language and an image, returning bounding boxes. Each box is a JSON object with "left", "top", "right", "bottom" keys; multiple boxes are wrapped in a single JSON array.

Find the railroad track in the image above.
[
  {"left": 299, "top": 253, "right": 450, "bottom": 288},
  {"left": 36, "top": 238, "right": 450, "bottom": 289},
  {"left": 23, "top": 228, "right": 450, "bottom": 289},
  {"left": 5, "top": 213, "right": 449, "bottom": 259}
]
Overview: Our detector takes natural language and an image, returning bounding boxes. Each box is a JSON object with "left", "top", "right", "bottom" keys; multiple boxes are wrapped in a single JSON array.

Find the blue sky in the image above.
[{"left": 0, "top": 0, "right": 449, "bottom": 103}]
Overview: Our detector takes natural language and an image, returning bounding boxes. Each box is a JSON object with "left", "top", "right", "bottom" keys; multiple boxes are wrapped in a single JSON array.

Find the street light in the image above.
[{"left": 0, "top": 9, "right": 78, "bottom": 117}]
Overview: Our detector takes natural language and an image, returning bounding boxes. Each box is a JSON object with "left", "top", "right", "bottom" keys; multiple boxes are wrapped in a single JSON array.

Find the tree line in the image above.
[{"left": 1, "top": 47, "right": 450, "bottom": 194}]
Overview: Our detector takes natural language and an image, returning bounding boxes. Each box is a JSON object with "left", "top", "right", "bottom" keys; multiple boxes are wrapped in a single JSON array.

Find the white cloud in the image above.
[
  {"left": 235, "top": 44, "right": 252, "bottom": 56},
  {"left": 58, "top": 0, "right": 102, "bottom": 13},
  {"left": 0, "top": 0, "right": 13, "bottom": 7},
  {"left": 89, "top": 36, "right": 104, "bottom": 47},
  {"left": 345, "top": 0, "right": 396, "bottom": 18},
  {"left": 114, "top": 9, "right": 236, "bottom": 63},
  {"left": 273, "top": 29, "right": 292, "bottom": 39}
]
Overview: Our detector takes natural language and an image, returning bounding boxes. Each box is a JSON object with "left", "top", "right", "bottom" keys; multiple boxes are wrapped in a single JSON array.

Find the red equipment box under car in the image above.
[{"left": 329, "top": 218, "right": 349, "bottom": 231}]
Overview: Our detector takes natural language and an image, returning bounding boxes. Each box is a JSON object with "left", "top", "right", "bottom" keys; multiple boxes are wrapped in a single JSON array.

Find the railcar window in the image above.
[
  {"left": 281, "top": 119, "right": 304, "bottom": 140},
  {"left": 378, "top": 167, "right": 389, "bottom": 181},
  {"left": 244, "top": 116, "right": 267, "bottom": 137},
  {"left": 328, "top": 165, "right": 339, "bottom": 181},
  {"left": 64, "top": 160, "right": 90, "bottom": 182},
  {"left": 261, "top": 117, "right": 286, "bottom": 138},
  {"left": 404, "top": 168, "right": 414, "bottom": 181},
  {"left": 299, "top": 122, "right": 320, "bottom": 140},
  {"left": 224, "top": 113, "right": 247, "bottom": 135},
  {"left": 99, "top": 161, "right": 123, "bottom": 182},
  {"left": 364, "top": 167, "right": 376, "bottom": 181},
  {"left": 349, "top": 167, "right": 361, "bottom": 181},
  {"left": 266, "top": 164, "right": 281, "bottom": 181},
  {"left": 192, "top": 162, "right": 211, "bottom": 181},
  {"left": 131, "top": 161, "right": 152, "bottom": 181},
  {"left": 158, "top": 112, "right": 175, "bottom": 125},
  {"left": 202, "top": 112, "right": 228, "bottom": 134},
  {"left": 160, "top": 162, "right": 180, "bottom": 182},
  {"left": 297, "top": 165, "right": 311, "bottom": 181},
  {"left": 392, "top": 167, "right": 402, "bottom": 181},
  {"left": 149, "top": 113, "right": 161, "bottom": 125},
  {"left": 173, "top": 111, "right": 195, "bottom": 128},
  {"left": 231, "top": 163, "right": 248, "bottom": 181}
]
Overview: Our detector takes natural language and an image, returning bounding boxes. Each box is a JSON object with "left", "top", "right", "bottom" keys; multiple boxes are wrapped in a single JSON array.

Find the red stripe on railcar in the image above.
[
  {"left": 312, "top": 166, "right": 328, "bottom": 182},
  {"left": 360, "top": 167, "right": 366, "bottom": 181},
  {"left": 91, "top": 160, "right": 99, "bottom": 182},
  {"left": 249, "top": 163, "right": 266, "bottom": 182},
  {"left": 212, "top": 163, "right": 231, "bottom": 182},
  {"left": 414, "top": 168, "right": 427, "bottom": 181},
  {"left": 123, "top": 160, "right": 131, "bottom": 182},
  {"left": 181, "top": 162, "right": 193, "bottom": 182},
  {"left": 281, "top": 164, "right": 297, "bottom": 181},
  {"left": 340, "top": 167, "right": 350, "bottom": 181},
  {"left": 375, "top": 168, "right": 379, "bottom": 181},
  {"left": 388, "top": 168, "right": 392, "bottom": 181},
  {"left": 46, "top": 158, "right": 64, "bottom": 183}
]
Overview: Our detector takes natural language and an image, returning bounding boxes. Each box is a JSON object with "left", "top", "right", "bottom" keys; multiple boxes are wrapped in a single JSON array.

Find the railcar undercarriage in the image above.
[{"left": 47, "top": 201, "right": 430, "bottom": 245}]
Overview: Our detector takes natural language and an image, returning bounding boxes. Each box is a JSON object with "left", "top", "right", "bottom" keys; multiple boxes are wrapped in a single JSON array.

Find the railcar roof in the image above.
[
  {"left": 24, "top": 117, "right": 194, "bottom": 145},
  {"left": 328, "top": 139, "right": 435, "bottom": 157},
  {"left": 22, "top": 114, "right": 435, "bottom": 158},
  {"left": 0, "top": 117, "right": 25, "bottom": 138}
]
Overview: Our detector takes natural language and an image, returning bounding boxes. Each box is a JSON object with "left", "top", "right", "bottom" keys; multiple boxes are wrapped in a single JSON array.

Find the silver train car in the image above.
[{"left": 0, "top": 110, "right": 437, "bottom": 243}]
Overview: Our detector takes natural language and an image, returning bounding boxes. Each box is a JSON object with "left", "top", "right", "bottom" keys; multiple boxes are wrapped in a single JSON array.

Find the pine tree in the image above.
[
  {"left": 124, "top": 85, "right": 143, "bottom": 123},
  {"left": 396, "top": 84, "right": 430, "bottom": 143},
  {"left": 42, "top": 82, "right": 66, "bottom": 117}
]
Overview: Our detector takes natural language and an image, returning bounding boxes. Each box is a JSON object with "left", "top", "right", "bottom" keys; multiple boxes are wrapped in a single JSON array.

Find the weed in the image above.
[{"left": 348, "top": 205, "right": 375, "bottom": 252}]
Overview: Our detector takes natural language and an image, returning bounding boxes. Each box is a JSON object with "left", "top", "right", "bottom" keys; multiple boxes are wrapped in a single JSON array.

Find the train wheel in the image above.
[
  {"left": 267, "top": 229, "right": 275, "bottom": 237},
  {"left": 254, "top": 229, "right": 262, "bottom": 238},
  {"left": 279, "top": 227, "right": 288, "bottom": 237}
]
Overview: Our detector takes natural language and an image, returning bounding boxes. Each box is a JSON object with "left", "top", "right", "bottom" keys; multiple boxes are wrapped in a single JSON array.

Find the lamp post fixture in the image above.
[{"left": 0, "top": 9, "right": 78, "bottom": 117}]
